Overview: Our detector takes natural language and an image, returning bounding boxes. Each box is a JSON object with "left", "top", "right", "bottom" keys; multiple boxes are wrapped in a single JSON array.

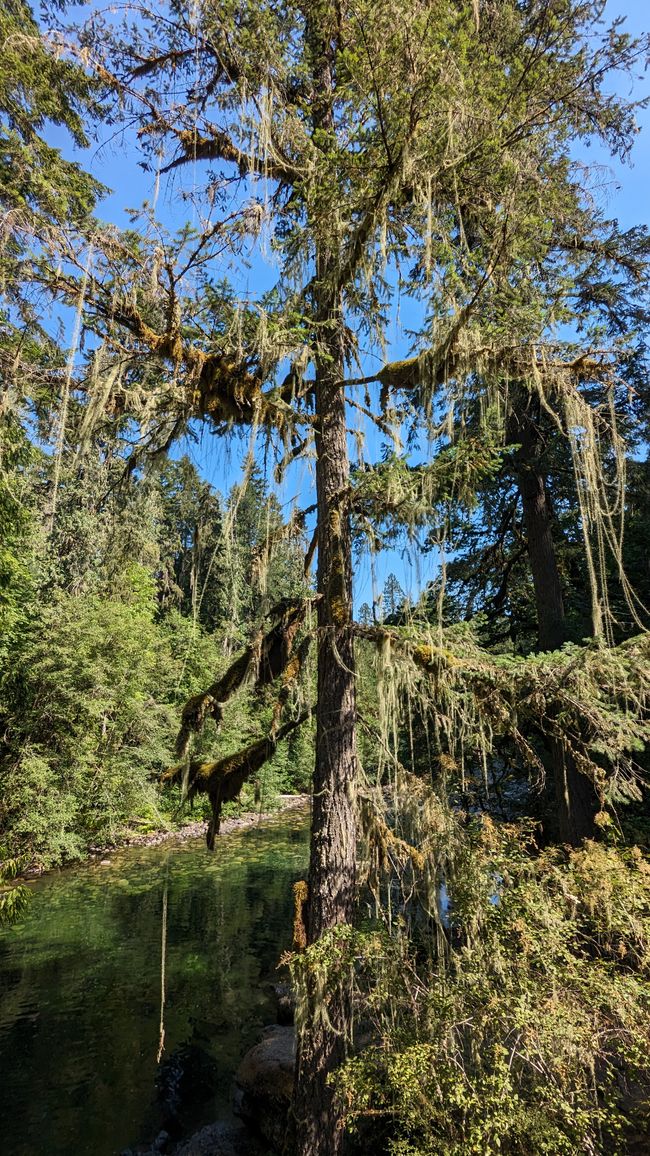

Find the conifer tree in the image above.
[
  {"left": 0, "top": 0, "right": 103, "bottom": 379},
  {"left": 26, "top": 1, "right": 650, "bottom": 1150}
]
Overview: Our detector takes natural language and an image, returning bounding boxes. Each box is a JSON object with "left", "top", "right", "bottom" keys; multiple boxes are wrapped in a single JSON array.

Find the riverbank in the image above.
[
  {"left": 115, "top": 793, "right": 310, "bottom": 849},
  {"left": 18, "top": 794, "right": 310, "bottom": 877}
]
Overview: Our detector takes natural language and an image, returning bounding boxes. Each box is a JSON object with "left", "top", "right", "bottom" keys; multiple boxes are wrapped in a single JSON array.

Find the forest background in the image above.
[{"left": 1, "top": 0, "right": 649, "bottom": 868}]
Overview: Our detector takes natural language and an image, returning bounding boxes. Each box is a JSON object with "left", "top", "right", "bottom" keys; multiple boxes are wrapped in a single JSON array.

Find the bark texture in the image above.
[
  {"left": 291, "top": 12, "right": 358, "bottom": 1155},
  {"left": 291, "top": 331, "right": 358, "bottom": 1156},
  {"left": 511, "top": 399, "right": 566, "bottom": 653},
  {"left": 510, "top": 393, "right": 599, "bottom": 845}
]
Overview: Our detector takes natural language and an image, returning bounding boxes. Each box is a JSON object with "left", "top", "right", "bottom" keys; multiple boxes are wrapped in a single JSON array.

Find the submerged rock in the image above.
[
  {"left": 173, "top": 1120, "right": 267, "bottom": 1156},
  {"left": 119, "top": 1131, "right": 169, "bottom": 1156},
  {"left": 233, "top": 1024, "right": 295, "bottom": 1152},
  {"left": 156, "top": 1042, "right": 219, "bottom": 1133}
]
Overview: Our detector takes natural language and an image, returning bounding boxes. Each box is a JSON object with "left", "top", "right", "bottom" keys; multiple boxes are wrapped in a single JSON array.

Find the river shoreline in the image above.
[{"left": 19, "top": 793, "right": 310, "bottom": 878}]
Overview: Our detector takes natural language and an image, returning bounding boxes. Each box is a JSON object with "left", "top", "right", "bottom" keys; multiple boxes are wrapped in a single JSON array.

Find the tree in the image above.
[
  {"left": 382, "top": 573, "right": 405, "bottom": 623},
  {"left": 0, "top": 0, "right": 103, "bottom": 420},
  {"left": 21, "top": 0, "right": 650, "bottom": 1150},
  {"left": 0, "top": 422, "right": 311, "bottom": 866}
]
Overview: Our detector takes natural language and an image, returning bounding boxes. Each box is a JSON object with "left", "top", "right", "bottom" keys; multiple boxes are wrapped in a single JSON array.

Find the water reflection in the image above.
[{"left": 0, "top": 812, "right": 309, "bottom": 1156}]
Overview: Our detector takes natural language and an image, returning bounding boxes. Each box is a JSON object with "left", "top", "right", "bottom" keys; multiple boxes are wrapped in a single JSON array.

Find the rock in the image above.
[
  {"left": 99, "top": 859, "right": 112, "bottom": 866},
  {"left": 118, "top": 1129, "right": 171, "bottom": 1156},
  {"left": 233, "top": 1025, "right": 295, "bottom": 1152},
  {"left": 156, "top": 1043, "right": 218, "bottom": 1131},
  {"left": 173, "top": 1120, "right": 267, "bottom": 1156}
]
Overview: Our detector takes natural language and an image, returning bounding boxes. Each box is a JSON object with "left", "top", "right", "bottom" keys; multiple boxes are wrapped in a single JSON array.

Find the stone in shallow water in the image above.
[
  {"left": 173, "top": 1120, "right": 267, "bottom": 1155},
  {"left": 273, "top": 982, "right": 294, "bottom": 1026},
  {"left": 119, "top": 1130, "right": 169, "bottom": 1156},
  {"left": 156, "top": 1042, "right": 219, "bottom": 1131},
  {"left": 233, "top": 1024, "right": 295, "bottom": 1152}
]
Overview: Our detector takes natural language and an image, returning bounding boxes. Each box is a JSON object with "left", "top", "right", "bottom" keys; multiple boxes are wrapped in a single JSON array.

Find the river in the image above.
[{"left": 0, "top": 810, "right": 309, "bottom": 1155}]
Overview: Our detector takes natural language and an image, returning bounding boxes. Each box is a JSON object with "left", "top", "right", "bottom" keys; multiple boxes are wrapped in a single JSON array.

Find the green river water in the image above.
[{"left": 0, "top": 810, "right": 309, "bottom": 1156}]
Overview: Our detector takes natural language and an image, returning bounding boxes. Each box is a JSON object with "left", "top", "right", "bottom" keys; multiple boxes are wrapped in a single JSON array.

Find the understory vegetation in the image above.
[
  {"left": 327, "top": 826, "right": 650, "bottom": 1155},
  {"left": 0, "top": 446, "right": 313, "bottom": 866},
  {"left": 2, "top": 0, "right": 650, "bottom": 1153}
]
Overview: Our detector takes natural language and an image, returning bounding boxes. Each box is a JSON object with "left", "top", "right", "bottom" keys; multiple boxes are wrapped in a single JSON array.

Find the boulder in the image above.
[
  {"left": 156, "top": 1042, "right": 218, "bottom": 1132},
  {"left": 233, "top": 1025, "right": 295, "bottom": 1151},
  {"left": 173, "top": 1120, "right": 267, "bottom": 1156}
]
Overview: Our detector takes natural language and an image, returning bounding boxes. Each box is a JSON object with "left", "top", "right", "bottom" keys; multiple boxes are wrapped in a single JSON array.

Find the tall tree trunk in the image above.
[
  {"left": 291, "top": 11, "right": 358, "bottom": 1155},
  {"left": 514, "top": 447, "right": 566, "bottom": 654},
  {"left": 310, "top": 341, "right": 358, "bottom": 941},
  {"left": 291, "top": 328, "right": 358, "bottom": 1156},
  {"left": 510, "top": 394, "right": 599, "bottom": 845}
]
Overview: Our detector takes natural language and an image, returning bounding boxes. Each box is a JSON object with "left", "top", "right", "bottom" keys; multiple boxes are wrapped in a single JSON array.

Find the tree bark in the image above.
[
  {"left": 510, "top": 400, "right": 566, "bottom": 653},
  {"left": 510, "top": 394, "right": 599, "bottom": 844},
  {"left": 291, "top": 11, "right": 358, "bottom": 1155},
  {"left": 309, "top": 341, "right": 358, "bottom": 940},
  {"left": 291, "top": 326, "right": 358, "bottom": 1156}
]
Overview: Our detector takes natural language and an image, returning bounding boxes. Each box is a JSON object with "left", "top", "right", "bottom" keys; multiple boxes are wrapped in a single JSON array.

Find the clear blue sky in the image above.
[{"left": 47, "top": 0, "right": 650, "bottom": 611}]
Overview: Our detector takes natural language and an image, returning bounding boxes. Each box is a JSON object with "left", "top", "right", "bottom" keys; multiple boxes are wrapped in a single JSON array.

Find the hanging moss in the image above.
[
  {"left": 165, "top": 710, "right": 311, "bottom": 848},
  {"left": 175, "top": 597, "right": 312, "bottom": 759},
  {"left": 293, "top": 880, "right": 309, "bottom": 951},
  {"left": 356, "top": 619, "right": 650, "bottom": 812}
]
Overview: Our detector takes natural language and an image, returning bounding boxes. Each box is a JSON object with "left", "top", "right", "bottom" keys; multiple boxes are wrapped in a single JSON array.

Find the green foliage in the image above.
[
  {"left": 2, "top": 3, "right": 650, "bottom": 1151},
  {"left": 352, "top": 435, "right": 507, "bottom": 552},
  {"left": 296, "top": 817, "right": 650, "bottom": 1154},
  {"left": 0, "top": 857, "right": 29, "bottom": 925},
  {"left": 358, "top": 619, "right": 650, "bottom": 821},
  {"left": 0, "top": 440, "right": 310, "bottom": 867},
  {"left": 0, "top": 414, "right": 37, "bottom": 660},
  {"left": 1, "top": 586, "right": 177, "bottom": 864},
  {"left": 0, "top": 0, "right": 103, "bottom": 222}
]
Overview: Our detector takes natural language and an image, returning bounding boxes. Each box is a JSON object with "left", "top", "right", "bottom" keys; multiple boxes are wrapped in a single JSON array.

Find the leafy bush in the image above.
[
  {"left": 292, "top": 816, "right": 650, "bottom": 1155},
  {"left": 0, "top": 582, "right": 219, "bottom": 864},
  {"left": 0, "top": 857, "right": 29, "bottom": 925}
]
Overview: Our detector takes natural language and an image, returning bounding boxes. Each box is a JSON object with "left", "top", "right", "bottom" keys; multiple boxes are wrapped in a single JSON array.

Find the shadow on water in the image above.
[{"left": 0, "top": 811, "right": 309, "bottom": 1156}]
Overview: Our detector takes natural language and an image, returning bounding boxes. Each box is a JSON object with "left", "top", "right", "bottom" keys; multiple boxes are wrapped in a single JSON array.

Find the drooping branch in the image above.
[
  {"left": 164, "top": 710, "right": 311, "bottom": 849},
  {"left": 90, "top": 44, "right": 298, "bottom": 187},
  {"left": 346, "top": 340, "right": 614, "bottom": 403},
  {"left": 154, "top": 123, "right": 299, "bottom": 186},
  {"left": 46, "top": 265, "right": 301, "bottom": 433},
  {"left": 166, "top": 711, "right": 311, "bottom": 800},
  {"left": 175, "top": 597, "right": 314, "bottom": 759},
  {"left": 350, "top": 439, "right": 504, "bottom": 536},
  {"left": 271, "top": 634, "right": 313, "bottom": 735},
  {"left": 355, "top": 621, "right": 650, "bottom": 805}
]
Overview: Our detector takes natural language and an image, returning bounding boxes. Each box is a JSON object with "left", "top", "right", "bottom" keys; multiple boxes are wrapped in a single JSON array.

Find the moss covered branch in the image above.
[
  {"left": 175, "top": 597, "right": 314, "bottom": 759},
  {"left": 164, "top": 709, "right": 311, "bottom": 848}
]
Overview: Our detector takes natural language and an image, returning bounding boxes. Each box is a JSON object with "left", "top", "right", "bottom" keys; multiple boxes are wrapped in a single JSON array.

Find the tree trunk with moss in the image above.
[
  {"left": 291, "top": 327, "right": 358, "bottom": 1156},
  {"left": 310, "top": 336, "right": 357, "bottom": 939},
  {"left": 291, "top": 14, "right": 358, "bottom": 1155},
  {"left": 514, "top": 445, "right": 566, "bottom": 654},
  {"left": 511, "top": 393, "right": 599, "bottom": 844}
]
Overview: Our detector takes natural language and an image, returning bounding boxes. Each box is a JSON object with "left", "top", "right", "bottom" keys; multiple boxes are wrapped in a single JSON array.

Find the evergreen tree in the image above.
[
  {"left": 0, "top": 0, "right": 103, "bottom": 418},
  {"left": 14, "top": 1, "right": 650, "bottom": 1149},
  {"left": 382, "top": 573, "right": 405, "bottom": 623}
]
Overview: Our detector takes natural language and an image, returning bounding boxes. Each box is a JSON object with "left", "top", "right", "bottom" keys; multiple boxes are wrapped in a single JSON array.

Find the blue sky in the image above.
[{"left": 46, "top": 0, "right": 650, "bottom": 611}]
